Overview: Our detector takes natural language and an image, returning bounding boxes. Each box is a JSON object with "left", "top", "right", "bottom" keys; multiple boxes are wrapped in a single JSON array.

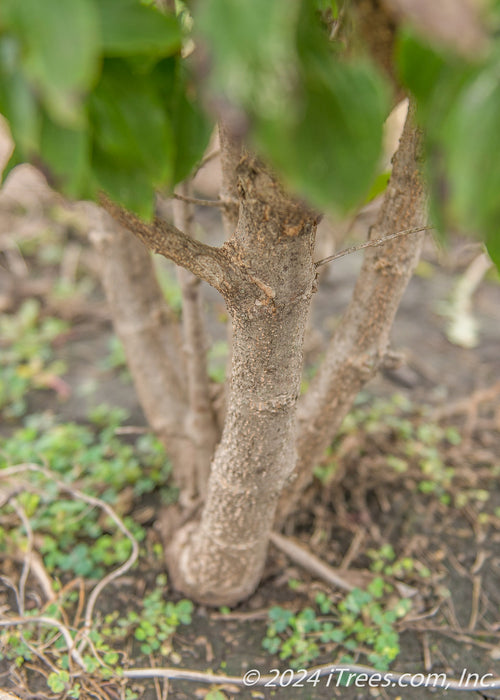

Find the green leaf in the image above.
[
  {"left": 47, "top": 671, "right": 70, "bottom": 693},
  {"left": 256, "top": 60, "right": 388, "bottom": 212},
  {"left": 397, "top": 31, "right": 450, "bottom": 108},
  {"left": 365, "top": 170, "right": 391, "bottom": 203},
  {"left": 1, "top": 0, "right": 100, "bottom": 125},
  {"left": 398, "top": 29, "right": 500, "bottom": 272},
  {"left": 200, "top": 0, "right": 389, "bottom": 213},
  {"left": 39, "top": 114, "right": 91, "bottom": 198},
  {"left": 90, "top": 58, "right": 174, "bottom": 185},
  {"left": 96, "top": 0, "right": 181, "bottom": 56},
  {"left": 486, "top": 232, "right": 500, "bottom": 270},
  {"left": 0, "top": 38, "right": 40, "bottom": 152},
  {"left": 152, "top": 59, "right": 213, "bottom": 183},
  {"left": 367, "top": 577, "right": 385, "bottom": 599},
  {"left": 198, "top": 0, "right": 300, "bottom": 116},
  {"left": 91, "top": 146, "right": 155, "bottom": 219},
  {"left": 443, "top": 68, "right": 500, "bottom": 262},
  {"left": 171, "top": 89, "right": 212, "bottom": 183}
]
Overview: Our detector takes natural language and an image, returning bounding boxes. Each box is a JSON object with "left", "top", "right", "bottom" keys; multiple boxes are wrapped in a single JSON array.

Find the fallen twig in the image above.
[
  {"left": 9, "top": 499, "right": 32, "bottom": 616},
  {"left": 468, "top": 575, "right": 482, "bottom": 632},
  {"left": 123, "top": 662, "right": 500, "bottom": 690},
  {"left": 270, "top": 531, "right": 366, "bottom": 591}
]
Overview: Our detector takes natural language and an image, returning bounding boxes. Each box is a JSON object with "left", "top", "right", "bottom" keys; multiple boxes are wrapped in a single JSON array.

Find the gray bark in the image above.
[{"left": 167, "top": 156, "right": 318, "bottom": 604}]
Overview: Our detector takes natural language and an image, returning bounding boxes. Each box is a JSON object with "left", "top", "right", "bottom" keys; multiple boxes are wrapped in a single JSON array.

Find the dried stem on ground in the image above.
[{"left": 270, "top": 532, "right": 367, "bottom": 592}]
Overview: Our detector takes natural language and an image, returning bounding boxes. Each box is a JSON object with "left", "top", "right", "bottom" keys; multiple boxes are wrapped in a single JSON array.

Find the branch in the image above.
[
  {"left": 218, "top": 120, "right": 242, "bottom": 236},
  {"left": 99, "top": 194, "right": 230, "bottom": 293},
  {"left": 172, "top": 192, "right": 227, "bottom": 208},
  {"left": 87, "top": 205, "right": 196, "bottom": 485},
  {"left": 173, "top": 182, "right": 220, "bottom": 496},
  {"left": 197, "top": 147, "right": 221, "bottom": 170},
  {"left": 278, "top": 102, "right": 427, "bottom": 522},
  {"left": 315, "top": 225, "right": 433, "bottom": 268}
]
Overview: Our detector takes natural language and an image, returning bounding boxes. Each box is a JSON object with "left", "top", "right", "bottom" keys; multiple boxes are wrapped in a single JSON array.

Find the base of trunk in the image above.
[{"left": 166, "top": 522, "right": 265, "bottom": 606}]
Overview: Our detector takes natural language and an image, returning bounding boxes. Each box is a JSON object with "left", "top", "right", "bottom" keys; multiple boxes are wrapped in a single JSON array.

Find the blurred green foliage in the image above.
[{"left": 0, "top": 299, "right": 68, "bottom": 418}]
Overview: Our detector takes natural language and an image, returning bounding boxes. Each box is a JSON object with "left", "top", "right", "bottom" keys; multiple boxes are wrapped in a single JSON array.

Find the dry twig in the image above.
[{"left": 314, "top": 225, "right": 432, "bottom": 268}]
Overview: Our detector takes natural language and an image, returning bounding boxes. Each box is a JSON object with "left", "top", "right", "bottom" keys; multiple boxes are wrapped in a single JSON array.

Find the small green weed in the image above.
[
  {"left": 101, "top": 576, "right": 193, "bottom": 655},
  {"left": 263, "top": 578, "right": 411, "bottom": 671},
  {"left": 100, "top": 335, "right": 131, "bottom": 381},
  {"left": 207, "top": 339, "right": 229, "bottom": 383},
  {"left": 366, "top": 544, "right": 431, "bottom": 579}
]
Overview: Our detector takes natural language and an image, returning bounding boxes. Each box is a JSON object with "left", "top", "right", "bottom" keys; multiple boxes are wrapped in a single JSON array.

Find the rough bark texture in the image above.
[
  {"left": 87, "top": 207, "right": 195, "bottom": 493},
  {"left": 278, "top": 104, "right": 427, "bottom": 521},
  {"left": 218, "top": 120, "right": 243, "bottom": 388},
  {"left": 173, "top": 184, "right": 220, "bottom": 496},
  {"left": 99, "top": 194, "right": 248, "bottom": 297},
  {"left": 167, "top": 156, "right": 319, "bottom": 605}
]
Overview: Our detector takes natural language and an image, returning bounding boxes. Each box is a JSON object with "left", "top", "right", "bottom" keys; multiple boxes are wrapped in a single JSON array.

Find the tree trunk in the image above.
[
  {"left": 278, "top": 103, "right": 427, "bottom": 521},
  {"left": 87, "top": 207, "right": 197, "bottom": 495},
  {"left": 167, "top": 155, "right": 318, "bottom": 605}
]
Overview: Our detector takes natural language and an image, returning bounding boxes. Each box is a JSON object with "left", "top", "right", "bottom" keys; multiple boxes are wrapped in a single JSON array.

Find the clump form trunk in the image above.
[{"left": 95, "top": 104, "right": 426, "bottom": 606}]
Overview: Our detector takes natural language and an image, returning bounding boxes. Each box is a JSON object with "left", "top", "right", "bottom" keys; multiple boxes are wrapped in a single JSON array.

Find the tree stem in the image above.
[
  {"left": 173, "top": 182, "right": 220, "bottom": 496},
  {"left": 279, "top": 102, "right": 427, "bottom": 522}
]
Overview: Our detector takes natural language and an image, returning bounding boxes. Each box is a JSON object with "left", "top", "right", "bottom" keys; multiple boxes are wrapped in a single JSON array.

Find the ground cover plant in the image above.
[{"left": 1, "top": 0, "right": 500, "bottom": 697}]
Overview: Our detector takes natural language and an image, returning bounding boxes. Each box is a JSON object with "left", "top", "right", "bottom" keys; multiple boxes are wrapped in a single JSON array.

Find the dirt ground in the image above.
[{"left": 1, "top": 150, "right": 500, "bottom": 700}]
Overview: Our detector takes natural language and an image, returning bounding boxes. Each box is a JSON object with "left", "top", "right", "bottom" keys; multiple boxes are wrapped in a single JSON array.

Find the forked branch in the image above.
[{"left": 99, "top": 194, "right": 231, "bottom": 293}]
